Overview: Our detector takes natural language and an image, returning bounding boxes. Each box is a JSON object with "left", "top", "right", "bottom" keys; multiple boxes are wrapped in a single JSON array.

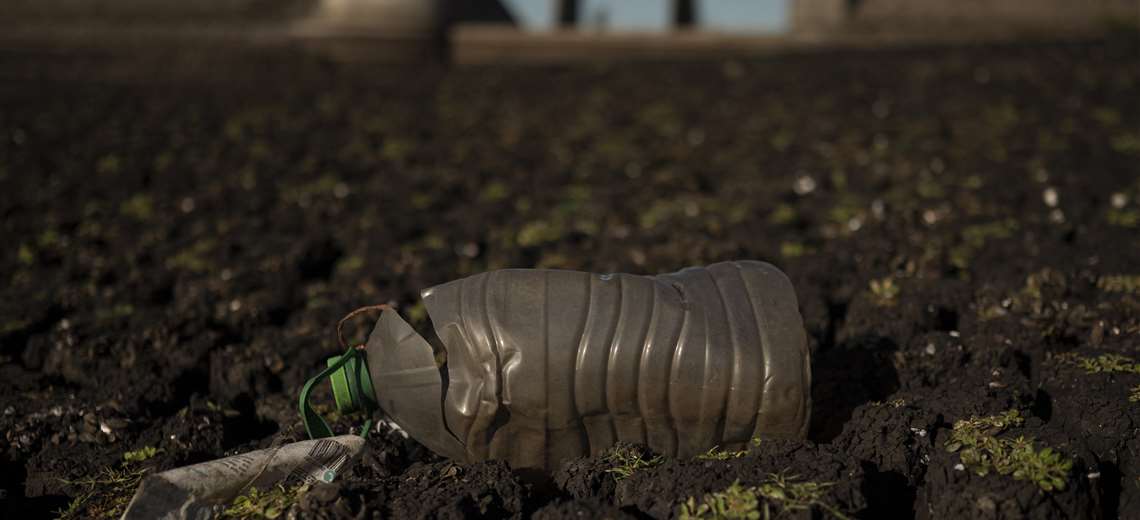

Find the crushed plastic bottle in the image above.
[{"left": 301, "top": 260, "right": 810, "bottom": 470}]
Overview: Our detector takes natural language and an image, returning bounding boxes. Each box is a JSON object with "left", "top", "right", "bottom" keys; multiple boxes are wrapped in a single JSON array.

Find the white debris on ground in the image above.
[{"left": 121, "top": 435, "right": 366, "bottom": 520}]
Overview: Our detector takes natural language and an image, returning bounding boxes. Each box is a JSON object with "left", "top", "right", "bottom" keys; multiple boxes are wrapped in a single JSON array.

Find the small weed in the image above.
[
  {"left": 166, "top": 239, "right": 217, "bottom": 272},
  {"left": 696, "top": 446, "right": 748, "bottom": 461},
  {"left": 1079, "top": 354, "right": 1140, "bottom": 374},
  {"left": 1106, "top": 208, "right": 1139, "bottom": 228},
  {"left": 871, "top": 398, "right": 907, "bottom": 408},
  {"left": 55, "top": 465, "right": 147, "bottom": 519},
  {"left": 516, "top": 220, "right": 564, "bottom": 247},
  {"left": 679, "top": 475, "right": 850, "bottom": 520},
  {"left": 1054, "top": 352, "right": 1140, "bottom": 374},
  {"left": 679, "top": 480, "right": 760, "bottom": 520},
  {"left": 95, "top": 154, "right": 121, "bottom": 175},
  {"left": 1098, "top": 274, "right": 1140, "bottom": 294},
  {"left": 756, "top": 473, "right": 850, "bottom": 520},
  {"left": 869, "top": 277, "right": 899, "bottom": 307},
  {"left": 945, "top": 410, "right": 1072, "bottom": 491},
  {"left": 122, "top": 446, "right": 160, "bottom": 463},
  {"left": 119, "top": 194, "right": 154, "bottom": 220},
  {"left": 949, "top": 220, "right": 1019, "bottom": 270},
  {"left": 768, "top": 204, "right": 797, "bottom": 225},
  {"left": 223, "top": 484, "right": 310, "bottom": 519},
  {"left": 603, "top": 445, "right": 663, "bottom": 481},
  {"left": 17, "top": 244, "right": 34, "bottom": 265},
  {"left": 1000, "top": 437, "right": 1071, "bottom": 492},
  {"left": 779, "top": 241, "right": 813, "bottom": 258}
]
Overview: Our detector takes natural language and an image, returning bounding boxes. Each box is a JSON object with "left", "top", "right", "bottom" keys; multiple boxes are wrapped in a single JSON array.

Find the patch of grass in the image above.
[
  {"left": 516, "top": 220, "right": 564, "bottom": 247},
  {"left": 696, "top": 446, "right": 748, "bottom": 461},
  {"left": 1054, "top": 352, "right": 1140, "bottom": 374},
  {"left": 119, "top": 194, "right": 154, "bottom": 220},
  {"left": 679, "top": 480, "right": 759, "bottom": 520},
  {"left": 756, "top": 473, "right": 850, "bottom": 520},
  {"left": 1106, "top": 208, "right": 1139, "bottom": 228},
  {"left": 335, "top": 254, "right": 365, "bottom": 273},
  {"left": 122, "top": 446, "right": 160, "bottom": 463},
  {"left": 679, "top": 475, "right": 850, "bottom": 520},
  {"left": 779, "top": 242, "right": 815, "bottom": 258},
  {"left": 1078, "top": 354, "right": 1140, "bottom": 374},
  {"left": 55, "top": 465, "right": 148, "bottom": 519},
  {"left": 1130, "top": 385, "right": 1140, "bottom": 403},
  {"left": 870, "top": 398, "right": 907, "bottom": 408},
  {"left": 166, "top": 238, "right": 217, "bottom": 272},
  {"left": 868, "top": 277, "right": 899, "bottom": 307},
  {"left": 1098, "top": 274, "right": 1140, "bottom": 294},
  {"left": 223, "top": 484, "right": 311, "bottom": 519},
  {"left": 949, "top": 219, "right": 1019, "bottom": 270},
  {"left": 768, "top": 204, "right": 797, "bottom": 225},
  {"left": 17, "top": 244, "right": 34, "bottom": 265},
  {"left": 945, "top": 410, "right": 1072, "bottom": 491},
  {"left": 603, "top": 445, "right": 663, "bottom": 482},
  {"left": 95, "top": 154, "right": 121, "bottom": 175},
  {"left": 1, "top": 318, "right": 30, "bottom": 336}
]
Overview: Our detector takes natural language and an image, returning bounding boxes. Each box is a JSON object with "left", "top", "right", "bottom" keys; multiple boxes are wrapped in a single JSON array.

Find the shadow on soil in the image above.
[{"left": 808, "top": 333, "right": 901, "bottom": 443}]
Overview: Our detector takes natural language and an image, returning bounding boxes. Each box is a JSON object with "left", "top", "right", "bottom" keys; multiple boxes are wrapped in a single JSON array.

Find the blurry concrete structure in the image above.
[
  {"left": 0, "top": 0, "right": 1135, "bottom": 65},
  {"left": 792, "top": 0, "right": 1140, "bottom": 36},
  {"left": 1, "top": 0, "right": 316, "bottom": 21}
]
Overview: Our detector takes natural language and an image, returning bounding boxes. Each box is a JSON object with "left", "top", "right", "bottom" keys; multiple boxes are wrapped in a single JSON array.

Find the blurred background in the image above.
[
  {"left": 1, "top": 0, "right": 1137, "bottom": 62},
  {"left": 1, "top": 1, "right": 1139, "bottom": 517}
]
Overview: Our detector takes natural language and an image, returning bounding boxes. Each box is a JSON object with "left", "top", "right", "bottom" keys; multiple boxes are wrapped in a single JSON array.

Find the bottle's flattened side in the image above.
[
  {"left": 364, "top": 311, "right": 466, "bottom": 461},
  {"left": 420, "top": 273, "right": 502, "bottom": 462}
]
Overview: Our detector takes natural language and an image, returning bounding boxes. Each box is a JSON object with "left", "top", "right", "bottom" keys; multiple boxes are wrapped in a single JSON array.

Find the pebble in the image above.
[
  {"left": 1111, "top": 192, "right": 1128, "bottom": 208},
  {"left": 954, "top": 463, "right": 965, "bottom": 471},
  {"left": 1043, "top": 187, "right": 1059, "bottom": 207},
  {"left": 871, "top": 199, "right": 886, "bottom": 219},
  {"left": 793, "top": 175, "right": 817, "bottom": 195}
]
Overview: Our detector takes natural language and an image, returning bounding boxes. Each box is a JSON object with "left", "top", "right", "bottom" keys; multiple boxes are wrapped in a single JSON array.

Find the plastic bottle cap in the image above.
[{"left": 326, "top": 352, "right": 377, "bottom": 414}]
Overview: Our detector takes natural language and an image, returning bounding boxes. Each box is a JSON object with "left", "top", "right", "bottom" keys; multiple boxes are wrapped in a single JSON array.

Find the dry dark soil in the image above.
[{"left": 1, "top": 37, "right": 1139, "bottom": 519}]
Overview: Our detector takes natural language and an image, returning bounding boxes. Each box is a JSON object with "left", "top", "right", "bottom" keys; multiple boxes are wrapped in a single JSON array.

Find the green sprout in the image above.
[
  {"left": 223, "top": 484, "right": 311, "bottom": 519},
  {"left": 868, "top": 277, "right": 899, "bottom": 307},
  {"left": 122, "top": 446, "right": 160, "bottom": 463},
  {"left": 945, "top": 410, "right": 1072, "bottom": 491},
  {"left": 602, "top": 445, "right": 663, "bottom": 482},
  {"left": 679, "top": 475, "right": 850, "bottom": 520},
  {"left": 696, "top": 446, "right": 748, "bottom": 461}
]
